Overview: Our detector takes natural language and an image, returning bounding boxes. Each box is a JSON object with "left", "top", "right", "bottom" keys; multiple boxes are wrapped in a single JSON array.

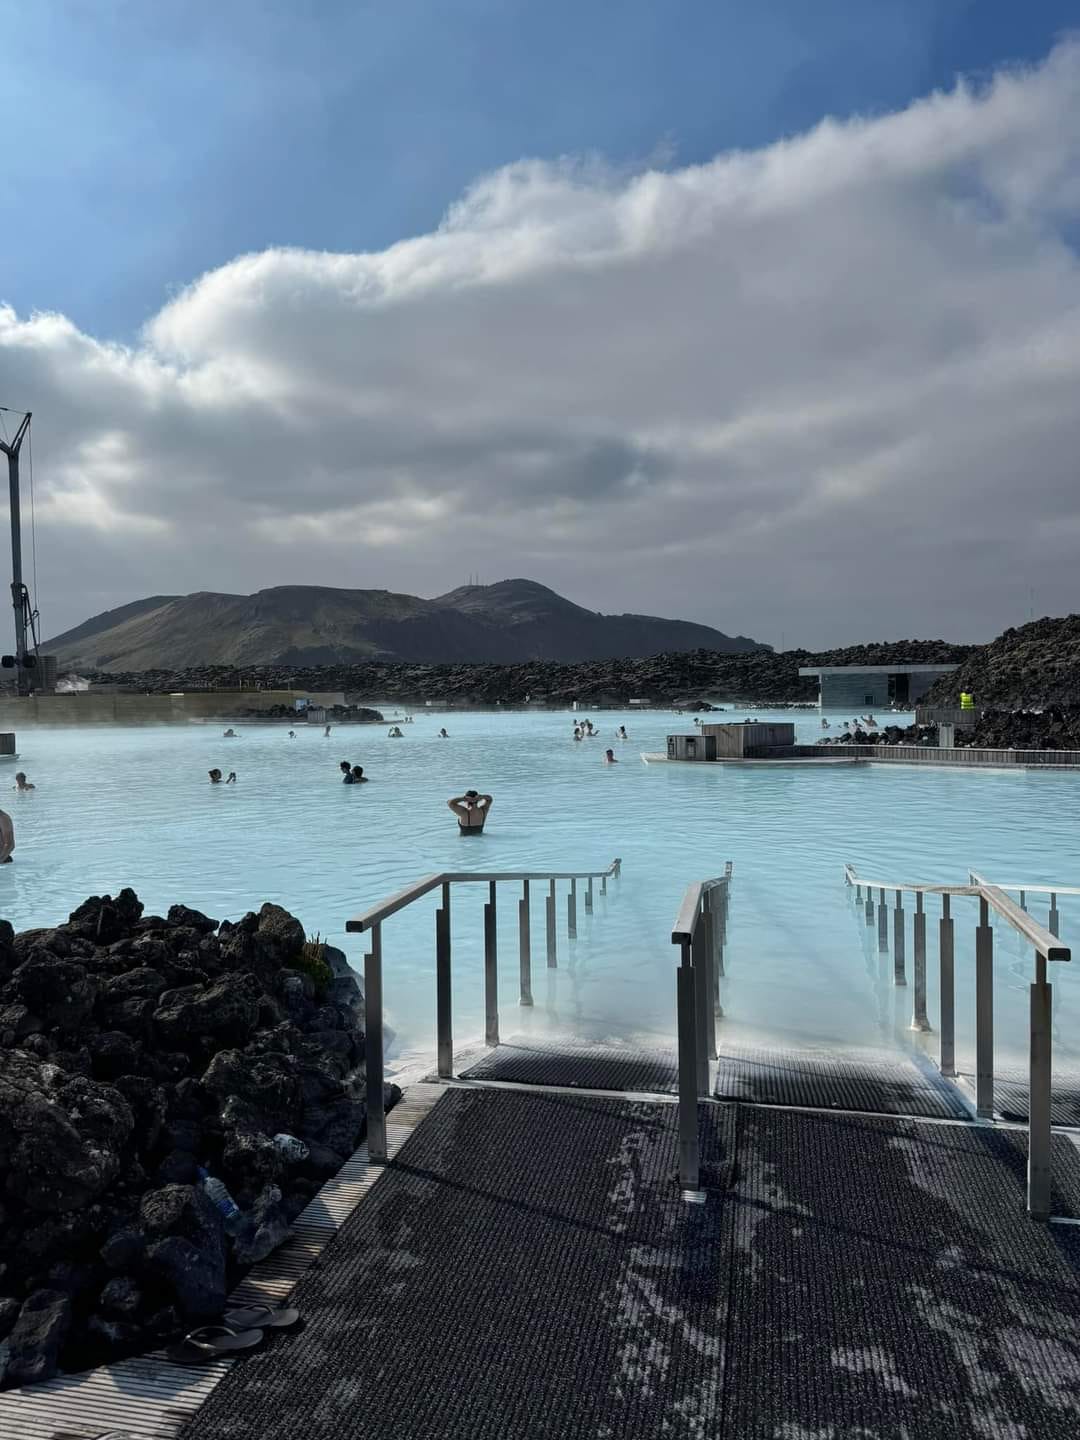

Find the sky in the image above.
[{"left": 1, "top": 1, "right": 1080, "bottom": 649}]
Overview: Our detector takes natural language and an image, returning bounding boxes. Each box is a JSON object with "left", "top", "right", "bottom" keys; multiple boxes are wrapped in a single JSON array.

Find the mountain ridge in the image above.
[{"left": 46, "top": 579, "right": 766, "bottom": 670}]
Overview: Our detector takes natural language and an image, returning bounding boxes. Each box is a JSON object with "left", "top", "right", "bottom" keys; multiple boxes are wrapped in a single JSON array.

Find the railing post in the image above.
[
  {"left": 865, "top": 886, "right": 874, "bottom": 927},
  {"left": 484, "top": 881, "right": 499, "bottom": 1048},
  {"left": 1048, "top": 892, "right": 1060, "bottom": 938},
  {"left": 695, "top": 912, "right": 717, "bottom": 1065},
  {"left": 878, "top": 888, "right": 888, "bottom": 950},
  {"left": 1028, "top": 953, "right": 1053, "bottom": 1219},
  {"left": 601, "top": 870, "right": 607, "bottom": 896},
  {"left": 436, "top": 883, "right": 453, "bottom": 1078},
  {"left": 676, "top": 942, "right": 700, "bottom": 1192},
  {"left": 1019, "top": 889, "right": 1026, "bottom": 912},
  {"left": 568, "top": 878, "right": 577, "bottom": 939},
  {"left": 975, "top": 895, "right": 994, "bottom": 1118},
  {"left": 715, "top": 887, "right": 726, "bottom": 979},
  {"left": 546, "top": 880, "right": 557, "bottom": 967},
  {"left": 940, "top": 895, "right": 955, "bottom": 1075},
  {"left": 585, "top": 876, "right": 594, "bottom": 913},
  {"left": 363, "top": 924, "right": 386, "bottom": 1162},
  {"left": 893, "top": 890, "right": 906, "bottom": 984},
  {"left": 911, "top": 892, "right": 930, "bottom": 1030},
  {"left": 518, "top": 879, "right": 533, "bottom": 1006}
]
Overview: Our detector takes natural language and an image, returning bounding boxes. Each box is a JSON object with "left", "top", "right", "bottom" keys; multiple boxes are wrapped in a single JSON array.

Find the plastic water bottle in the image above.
[
  {"left": 272, "top": 1134, "right": 309, "bottom": 1163},
  {"left": 199, "top": 1172, "right": 240, "bottom": 1222}
]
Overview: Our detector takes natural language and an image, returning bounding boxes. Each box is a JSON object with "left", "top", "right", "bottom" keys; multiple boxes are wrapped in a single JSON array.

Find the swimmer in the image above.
[
  {"left": 350, "top": 765, "right": 369, "bottom": 783},
  {"left": 439, "top": 728, "right": 449, "bottom": 738},
  {"left": 821, "top": 719, "right": 830, "bottom": 730},
  {"left": 604, "top": 749, "right": 618, "bottom": 764},
  {"left": 288, "top": 730, "right": 296, "bottom": 739},
  {"left": 617, "top": 726, "right": 628, "bottom": 740},
  {"left": 573, "top": 727, "right": 583, "bottom": 741},
  {"left": 209, "top": 768, "right": 223, "bottom": 784},
  {"left": 448, "top": 789, "right": 492, "bottom": 834},
  {"left": 0, "top": 808, "right": 13, "bottom": 863},
  {"left": 388, "top": 726, "right": 404, "bottom": 738},
  {"left": 223, "top": 729, "right": 237, "bottom": 738},
  {"left": 225, "top": 772, "right": 237, "bottom": 784},
  {"left": 340, "top": 760, "right": 352, "bottom": 776},
  {"left": 13, "top": 772, "right": 34, "bottom": 791},
  {"left": 324, "top": 724, "right": 332, "bottom": 738}
]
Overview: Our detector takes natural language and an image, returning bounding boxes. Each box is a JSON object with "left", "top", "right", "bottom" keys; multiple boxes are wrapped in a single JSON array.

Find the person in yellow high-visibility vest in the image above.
[{"left": 960, "top": 692, "right": 974, "bottom": 710}]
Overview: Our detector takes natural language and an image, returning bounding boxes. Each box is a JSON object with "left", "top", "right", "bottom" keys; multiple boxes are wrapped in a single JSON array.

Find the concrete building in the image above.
[{"left": 798, "top": 664, "right": 958, "bottom": 710}]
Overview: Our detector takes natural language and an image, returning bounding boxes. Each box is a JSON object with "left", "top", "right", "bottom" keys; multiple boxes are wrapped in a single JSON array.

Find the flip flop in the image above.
[
  {"left": 223, "top": 1303, "right": 301, "bottom": 1331},
  {"left": 166, "top": 1324, "right": 264, "bottom": 1365}
]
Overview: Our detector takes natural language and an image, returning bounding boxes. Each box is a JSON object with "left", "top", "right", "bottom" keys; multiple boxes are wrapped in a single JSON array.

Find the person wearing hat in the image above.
[{"left": 447, "top": 789, "right": 493, "bottom": 835}]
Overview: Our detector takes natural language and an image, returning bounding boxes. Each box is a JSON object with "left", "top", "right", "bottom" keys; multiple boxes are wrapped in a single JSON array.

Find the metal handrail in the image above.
[
  {"left": 349, "top": 858, "right": 622, "bottom": 1163},
  {"left": 843, "top": 865, "right": 1067, "bottom": 961},
  {"left": 845, "top": 863, "right": 1071, "bottom": 1219},
  {"left": 346, "top": 859, "right": 622, "bottom": 934},
  {"left": 671, "top": 862, "right": 733, "bottom": 1194}
]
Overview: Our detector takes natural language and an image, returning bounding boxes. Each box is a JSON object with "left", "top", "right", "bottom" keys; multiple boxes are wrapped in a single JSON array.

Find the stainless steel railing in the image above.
[
  {"left": 345, "top": 858, "right": 622, "bottom": 1161},
  {"left": 845, "top": 863, "right": 1071, "bottom": 1218},
  {"left": 671, "top": 862, "right": 733, "bottom": 1193}
]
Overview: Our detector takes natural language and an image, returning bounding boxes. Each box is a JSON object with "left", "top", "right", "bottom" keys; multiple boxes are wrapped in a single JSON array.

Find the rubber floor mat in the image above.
[
  {"left": 714, "top": 1042, "right": 972, "bottom": 1120},
  {"left": 723, "top": 1106, "right": 1080, "bottom": 1437},
  {"left": 459, "top": 1037, "right": 679, "bottom": 1093},
  {"left": 180, "top": 1088, "right": 734, "bottom": 1440}
]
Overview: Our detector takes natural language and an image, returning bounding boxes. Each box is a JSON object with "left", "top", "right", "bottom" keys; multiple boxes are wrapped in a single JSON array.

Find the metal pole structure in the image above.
[
  {"left": 518, "top": 879, "right": 533, "bottom": 1006},
  {"left": 865, "top": 886, "right": 874, "bottom": 927},
  {"left": 1, "top": 411, "right": 32, "bottom": 694},
  {"left": 911, "top": 894, "right": 930, "bottom": 1028},
  {"left": 436, "top": 883, "right": 453, "bottom": 1078},
  {"left": 939, "top": 894, "right": 955, "bottom": 1076},
  {"left": 364, "top": 924, "right": 386, "bottom": 1162},
  {"left": 692, "top": 922, "right": 711, "bottom": 1094},
  {"left": 1048, "top": 893, "right": 1060, "bottom": 939},
  {"left": 1028, "top": 952, "right": 1053, "bottom": 1219},
  {"left": 893, "top": 890, "right": 906, "bottom": 984},
  {"left": 567, "top": 878, "right": 577, "bottom": 939},
  {"left": 585, "top": 876, "right": 594, "bottom": 913},
  {"left": 484, "top": 881, "right": 499, "bottom": 1048},
  {"left": 546, "top": 880, "right": 557, "bottom": 967},
  {"left": 676, "top": 944, "right": 700, "bottom": 1192},
  {"left": 975, "top": 895, "right": 995, "bottom": 1118},
  {"left": 694, "top": 913, "right": 716, "bottom": 1068}
]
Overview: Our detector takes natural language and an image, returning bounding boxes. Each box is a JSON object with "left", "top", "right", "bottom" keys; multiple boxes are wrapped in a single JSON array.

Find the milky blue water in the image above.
[{"left": 3, "top": 707, "right": 1078, "bottom": 1077}]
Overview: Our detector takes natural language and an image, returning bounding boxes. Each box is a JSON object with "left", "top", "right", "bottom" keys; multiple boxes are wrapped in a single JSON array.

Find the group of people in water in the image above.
[
  {"left": 820, "top": 713, "right": 878, "bottom": 731},
  {"left": 573, "top": 718, "right": 629, "bottom": 744}
]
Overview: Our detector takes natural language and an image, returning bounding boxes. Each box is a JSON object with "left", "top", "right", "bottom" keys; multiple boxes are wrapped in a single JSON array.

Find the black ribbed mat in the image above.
[
  {"left": 179, "top": 1088, "right": 1080, "bottom": 1440},
  {"left": 180, "top": 1088, "right": 734, "bottom": 1440},
  {"left": 714, "top": 1042, "right": 972, "bottom": 1120},
  {"left": 459, "top": 1038, "right": 679, "bottom": 1093},
  {"left": 724, "top": 1106, "right": 1080, "bottom": 1437},
  {"left": 974, "top": 1067, "right": 1080, "bottom": 1127}
]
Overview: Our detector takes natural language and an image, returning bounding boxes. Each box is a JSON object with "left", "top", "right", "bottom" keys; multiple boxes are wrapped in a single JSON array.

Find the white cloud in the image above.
[{"left": 4, "top": 41, "right": 1080, "bottom": 645}]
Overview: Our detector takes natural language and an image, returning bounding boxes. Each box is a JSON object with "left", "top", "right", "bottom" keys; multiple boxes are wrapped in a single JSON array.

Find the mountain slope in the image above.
[{"left": 47, "top": 580, "right": 766, "bottom": 669}]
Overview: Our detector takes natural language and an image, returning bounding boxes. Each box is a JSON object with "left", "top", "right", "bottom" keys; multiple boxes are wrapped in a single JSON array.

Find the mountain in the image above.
[{"left": 46, "top": 579, "right": 766, "bottom": 670}]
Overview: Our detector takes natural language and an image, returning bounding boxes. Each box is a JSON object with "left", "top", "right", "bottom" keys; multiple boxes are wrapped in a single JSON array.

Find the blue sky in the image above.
[{"left": 2, "top": 0, "right": 1076, "bottom": 339}]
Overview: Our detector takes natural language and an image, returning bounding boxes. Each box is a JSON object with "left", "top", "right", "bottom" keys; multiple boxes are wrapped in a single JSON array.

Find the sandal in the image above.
[
  {"left": 166, "top": 1324, "right": 264, "bottom": 1365},
  {"left": 223, "top": 1303, "right": 301, "bottom": 1331}
]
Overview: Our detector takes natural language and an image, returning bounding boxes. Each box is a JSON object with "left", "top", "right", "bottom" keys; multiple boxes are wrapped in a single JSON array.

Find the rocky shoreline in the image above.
[
  {"left": 822, "top": 706, "right": 1080, "bottom": 751},
  {"left": 84, "top": 638, "right": 972, "bottom": 710},
  {"left": 0, "top": 892, "right": 394, "bottom": 1388}
]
